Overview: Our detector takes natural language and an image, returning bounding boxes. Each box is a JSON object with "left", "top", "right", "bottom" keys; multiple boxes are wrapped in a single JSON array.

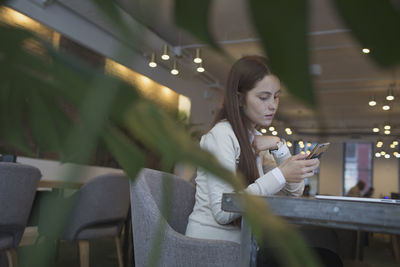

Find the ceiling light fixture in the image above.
[
  {"left": 393, "top": 140, "right": 399, "bottom": 146},
  {"left": 386, "top": 87, "right": 395, "bottom": 101},
  {"left": 372, "top": 127, "right": 379, "bottom": 133},
  {"left": 161, "top": 44, "right": 170, "bottom": 61},
  {"left": 380, "top": 151, "right": 386, "bottom": 155},
  {"left": 269, "top": 126, "right": 275, "bottom": 131},
  {"left": 382, "top": 102, "right": 390, "bottom": 110},
  {"left": 385, "top": 154, "right": 390, "bottom": 159},
  {"left": 193, "top": 48, "right": 202, "bottom": 63},
  {"left": 196, "top": 62, "right": 205, "bottom": 73},
  {"left": 384, "top": 124, "right": 391, "bottom": 130},
  {"left": 368, "top": 95, "right": 376, "bottom": 106},
  {"left": 170, "top": 60, "right": 179, "bottom": 75},
  {"left": 272, "top": 131, "right": 278, "bottom": 136},
  {"left": 260, "top": 128, "right": 267, "bottom": 134},
  {"left": 148, "top": 52, "right": 157, "bottom": 68},
  {"left": 384, "top": 130, "right": 391, "bottom": 135},
  {"left": 390, "top": 144, "right": 396, "bottom": 148},
  {"left": 362, "top": 48, "right": 370, "bottom": 54},
  {"left": 287, "top": 141, "right": 293, "bottom": 147},
  {"left": 376, "top": 141, "right": 383, "bottom": 148},
  {"left": 375, "top": 152, "right": 381, "bottom": 158}
]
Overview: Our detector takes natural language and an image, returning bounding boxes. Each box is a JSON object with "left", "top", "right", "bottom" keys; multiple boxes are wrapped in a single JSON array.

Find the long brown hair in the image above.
[{"left": 213, "top": 56, "right": 273, "bottom": 185}]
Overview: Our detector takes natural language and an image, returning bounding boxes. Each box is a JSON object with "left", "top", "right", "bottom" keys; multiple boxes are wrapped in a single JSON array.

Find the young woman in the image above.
[{"left": 185, "top": 55, "right": 320, "bottom": 243}]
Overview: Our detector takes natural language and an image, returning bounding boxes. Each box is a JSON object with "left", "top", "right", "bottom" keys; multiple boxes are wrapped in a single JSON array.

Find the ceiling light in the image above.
[
  {"left": 148, "top": 52, "right": 157, "bottom": 68},
  {"left": 260, "top": 128, "right": 267, "bottom": 134},
  {"left": 386, "top": 87, "right": 394, "bottom": 101},
  {"left": 368, "top": 96, "right": 376, "bottom": 106},
  {"left": 380, "top": 151, "right": 386, "bottom": 155},
  {"left": 272, "top": 131, "right": 278, "bottom": 136},
  {"left": 390, "top": 144, "right": 396, "bottom": 148},
  {"left": 384, "top": 124, "right": 391, "bottom": 130},
  {"left": 376, "top": 141, "right": 383, "bottom": 147},
  {"left": 382, "top": 103, "right": 390, "bottom": 110},
  {"left": 372, "top": 127, "right": 379, "bottom": 133},
  {"left": 306, "top": 150, "right": 311, "bottom": 155},
  {"left": 362, "top": 48, "right": 370, "bottom": 54},
  {"left": 170, "top": 60, "right": 179, "bottom": 75},
  {"left": 375, "top": 152, "right": 381, "bottom": 158},
  {"left": 396, "top": 154, "right": 400, "bottom": 158},
  {"left": 196, "top": 62, "right": 205, "bottom": 72},
  {"left": 269, "top": 126, "right": 275, "bottom": 131},
  {"left": 393, "top": 141, "right": 399, "bottom": 146},
  {"left": 394, "top": 151, "right": 399, "bottom": 156},
  {"left": 193, "top": 48, "right": 202, "bottom": 63},
  {"left": 384, "top": 154, "right": 390, "bottom": 159},
  {"left": 384, "top": 130, "right": 391, "bottom": 135},
  {"left": 307, "top": 143, "right": 312, "bottom": 147},
  {"left": 287, "top": 141, "right": 292, "bottom": 147},
  {"left": 161, "top": 44, "right": 170, "bottom": 60}
]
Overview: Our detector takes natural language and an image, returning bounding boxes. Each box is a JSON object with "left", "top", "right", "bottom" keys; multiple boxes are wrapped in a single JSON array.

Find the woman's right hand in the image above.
[{"left": 278, "top": 153, "right": 320, "bottom": 183}]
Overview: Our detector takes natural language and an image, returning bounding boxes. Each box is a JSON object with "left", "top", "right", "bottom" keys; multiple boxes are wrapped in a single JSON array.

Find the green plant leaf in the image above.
[
  {"left": 333, "top": 0, "right": 400, "bottom": 67},
  {"left": 248, "top": 0, "right": 315, "bottom": 107},
  {"left": 103, "top": 125, "right": 145, "bottom": 179},
  {"left": 174, "top": 0, "right": 221, "bottom": 52}
]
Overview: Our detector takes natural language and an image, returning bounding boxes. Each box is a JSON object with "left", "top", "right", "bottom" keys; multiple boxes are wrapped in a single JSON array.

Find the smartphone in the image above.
[{"left": 306, "top": 143, "right": 330, "bottom": 159}]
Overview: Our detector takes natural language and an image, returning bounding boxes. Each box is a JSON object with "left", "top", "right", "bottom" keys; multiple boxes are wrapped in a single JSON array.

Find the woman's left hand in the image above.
[{"left": 252, "top": 135, "right": 281, "bottom": 153}]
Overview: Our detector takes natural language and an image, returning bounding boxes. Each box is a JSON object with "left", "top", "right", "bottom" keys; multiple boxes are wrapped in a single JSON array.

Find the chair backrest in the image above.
[
  {"left": 130, "top": 168, "right": 196, "bottom": 265},
  {"left": 0, "top": 162, "right": 41, "bottom": 247},
  {"left": 62, "top": 173, "right": 130, "bottom": 240}
]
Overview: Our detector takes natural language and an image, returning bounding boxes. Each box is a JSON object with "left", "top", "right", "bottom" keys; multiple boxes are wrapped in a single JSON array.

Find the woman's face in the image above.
[{"left": 242, "top": 74, "right": 280, "bottom": 128}]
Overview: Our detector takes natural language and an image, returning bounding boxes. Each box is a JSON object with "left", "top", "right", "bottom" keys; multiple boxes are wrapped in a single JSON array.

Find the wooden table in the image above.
[{"left": 221, "top": 193, "right": 400, "bottom": 267}]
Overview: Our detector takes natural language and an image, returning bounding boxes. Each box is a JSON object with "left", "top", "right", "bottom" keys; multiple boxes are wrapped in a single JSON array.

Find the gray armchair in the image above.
[
  {"left": 130, "top": 168, "right": 240, "bottom": 267},
  {"left": 39, "top": 173, "right": 130, "bottom": 267},
  {"left": 0, "top": 162, "right": 41, "bottom": 267}
]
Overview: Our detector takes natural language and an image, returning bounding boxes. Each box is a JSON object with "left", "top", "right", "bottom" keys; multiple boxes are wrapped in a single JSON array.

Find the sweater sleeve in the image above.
[{"left": 201, "top": 125, "right": 293, "bottom": 225}]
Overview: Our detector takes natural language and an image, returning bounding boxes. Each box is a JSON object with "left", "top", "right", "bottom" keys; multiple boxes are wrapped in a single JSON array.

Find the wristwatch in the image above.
[{"left": 270, "top": 139, "right": 285, "bottom": 152}]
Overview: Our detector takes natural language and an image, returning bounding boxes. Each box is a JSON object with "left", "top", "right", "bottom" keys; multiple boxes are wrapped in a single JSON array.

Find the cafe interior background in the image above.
[{"left": 0, "top": 0, "right": 399, "bottom": 265}]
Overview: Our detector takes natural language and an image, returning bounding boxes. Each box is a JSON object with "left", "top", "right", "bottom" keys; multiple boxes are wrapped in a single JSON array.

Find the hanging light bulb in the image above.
[
  {"left": 386, "top": 87, "right": 394, "bottom": 101},
  {"left": 287, "top": 141, "right": 293, "bottom": 147},
  {"left": 260, "top": 128, "right": 267, "bottom": 134},
  {"left": 375, "top": 152, "right": 381, "bottom": 158},
  {"left": 196, "top": 62, "right": 205, "bottom": 72},
  {"left": 393, "top": 140, "right": 399, "bottom": 146},
  {"left": 368, "top": 95, "right": 376, "bottom": 106},
  {"left": 382, "top": 102, "right": 390, "bottom": 110},
  {"left": 272, "top": 130, "right": 278, "bottom": 136},
  {"left": 384, "top": 124, "right": 391, "bottom": 130},
  {"left": 269, "top": 126, "right": 275, "bottom": 131},
  {"left": 362, "top": 48, "right": 370, "bottom": 54},
  {"left": 161, "top": 44, "right": 170, "bottom": 60},
  {"left": 384, "top": 154, "right": 390, "bottom": 159},
  {"left": 376, "top": 140, "right": 383, "bottom": 147},
  {"left": 193, "top": 48, "right": 202, "bottom": 63},
  {"left": 170, "top": 60, "right": 179, "bottom": 75},
  {"left": 390, "top": 144, "right": 396, "bottom": 148},
  {"left": 380, "top": 151, "right": 386, "bottom": 155},
  {"left": 372, "top": 127, "right": 379, "bottom": 133},
  {"left": 384, "top": 130, "right": 391, "bottom": 135},
  {"left": 148, "top": 52, "right": 157, "bottom": 68}
]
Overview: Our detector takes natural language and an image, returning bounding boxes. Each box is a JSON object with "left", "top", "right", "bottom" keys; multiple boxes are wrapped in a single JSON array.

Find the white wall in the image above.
[
  {"left": 318, "top": 142, "right": 344, "bottom": 195},
  {"left": 318, "top": 141, "right": 399, "bottom": 197},
  {"left": 373, "top": 157, "right": 399, "bottom": 198}
]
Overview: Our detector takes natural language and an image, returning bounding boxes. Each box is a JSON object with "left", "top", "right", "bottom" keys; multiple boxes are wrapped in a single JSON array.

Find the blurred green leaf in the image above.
[
  {"left": 248, "top": 0, "right": 314, "bottom": 106},
  {"left": 333, "top": 0, "right": 400, "bottom": 67},
  {"left": 103, "top": 125, "right": 145, "bottom": 179},
  {"left": 174, "top": 0, "right": 222, "bottom": 52}
]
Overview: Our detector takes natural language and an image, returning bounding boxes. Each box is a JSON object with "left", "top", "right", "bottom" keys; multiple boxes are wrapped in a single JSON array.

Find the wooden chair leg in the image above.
[
  {"left": 6, "top": 248, "right": 18, "bottom": 267},
  {"left": 115, "top": 236, "right": 124, "bottom": 267},
  {"left": 78, "top": 240, "right": 90, "bottom": 267},
  {"left": 392, "top": 234, "right": 400, "bottom": 263}
]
